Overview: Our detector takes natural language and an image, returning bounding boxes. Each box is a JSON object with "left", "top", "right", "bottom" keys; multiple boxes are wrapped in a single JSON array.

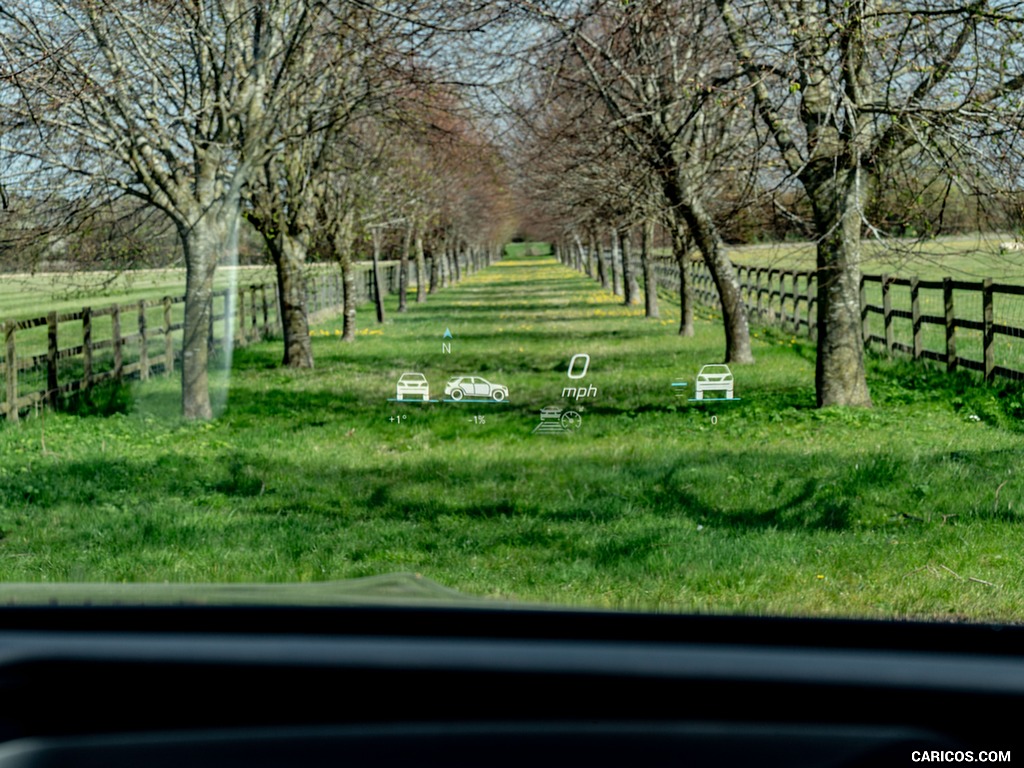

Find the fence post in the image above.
[
  {"left": 783, "top": 272, "right": 791, "bottom": 329},
  {"left": 755, "top": 269, "right": 763, "bottom": 320},
  {"left": 211, "top": 290, "right": 224, "bottom": 356},
  {"left": 860, "top": 276, "right": 869, "bottom": 342},
  {"left": 46, "top": 311, "right": 59, "bottom": 409},
  {"left": 4, "top": 321, "right": 16, "bottom": 423},
  {"left": 138, "top": 300, "right": 149, "bottom": 381},
  {"left": 261, "top": 285, "right": 269, "bottom": 336},
  {"left": 944, "top": 277, "right": 957, "bottom": 372},
  {"left": 112, "top": 304, "right": 123, "bottom": 380},
  {"left": 773, "top": 269, "right": 781, "bottom": 322},
  {"left": 163, "top": 297, "right": 173, "bottom": 376},
  {"left": 806, "top": 274, "right": 815, "bottom": 340},
  {"left": 736, "top": 266, "right": 747, "bottom": 315},
  {"left": 82, "top": 307, "right": 92, "bottom": 390},
  {"left": 910, "top": 276, "right": 922, "bottom": 361},
  {"left": 778, "top": 271, "right": 786, "bottom": 325},
  {"left": 792, "top": 273, "right": 801, "bottom": 334},
  {"left": 983, "top": 278, "right": 995, "bottom": 383},
  {"left": 237, "top": 287, "right": 247, "bottom": 347},
  {"left": 789, "top": 272, "right": 797, "bottom": 328},
  {"left": 250, "top": 285, "right": 258, "bottom": 341},
  {"left": 882, "top": 274, "right": 893, "bottom": 354}
]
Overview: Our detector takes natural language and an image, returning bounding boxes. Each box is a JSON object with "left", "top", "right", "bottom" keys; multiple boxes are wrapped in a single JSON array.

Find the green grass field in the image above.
[
  {"left": 1, "top": 245, "right": 1023, "bottom": 620},
  {"left": 729, "top": 233, "right": 1024, "bottom": 282},
  {"left": 0, "top": 265, "right": 280, "bottom": 321}
]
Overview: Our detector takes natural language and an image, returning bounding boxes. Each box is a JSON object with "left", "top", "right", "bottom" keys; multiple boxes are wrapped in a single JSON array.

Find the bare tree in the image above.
[
  {"left": 717, "top": 0, "right": 1024, "bottom": 406},
  {"left": 518, "top": 0, "right": 757, "bottom": 362},
  {"left": 244, "top": 2, "right": 408, "bottom": 368},
  {"left": 0, "top": 0, "right": 346, "bottom": 418}
]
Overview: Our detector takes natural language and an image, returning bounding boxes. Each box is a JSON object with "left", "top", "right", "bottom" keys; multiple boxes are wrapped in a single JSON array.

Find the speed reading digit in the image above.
[{"left": 567, "top": 353, "right": 590, "bottom": 380}]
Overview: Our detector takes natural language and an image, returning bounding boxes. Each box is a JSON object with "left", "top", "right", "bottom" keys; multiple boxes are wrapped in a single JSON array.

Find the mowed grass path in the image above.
[{"left": 1, "top": 249, "right": 1024, "bottom": 619}]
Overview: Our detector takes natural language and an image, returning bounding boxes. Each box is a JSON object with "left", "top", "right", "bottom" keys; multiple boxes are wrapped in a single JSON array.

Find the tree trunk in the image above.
[
  {"left": 415, "top": 231, "right": 427, "bottom": 303},
  {"left": 610, "top": 227, "right": 623, "bottom": 297},
  {"left": 663, "top": 168, "right": 751, "bottom": 362},
  {"left": 641, "top": 218, "right": 659, "bottom": 319},
  {"left": 335, "top": 214, "right": 357, "bottom": 342},
  {"left": 671, "top": 219, "right": 695, "bottom": 337},
  {"left": 620, "top": 226, "right": 640, "bottom": 305},
  {"left": 807, "top": 169, "right": 873, "bottom": 407},
  {"left": 594, "top": 228, "right": 608, "bottom": 288},
  {"left": 429, "top": 240, "right": 440, "bottom": 294},
  {"left": 179, "top": 214, "right": 231, "bottom": 421},
  {"left": 370, "top": 228, "right": 385, "bottom": 324},
  {"left": 268, "top": 231, "right": 313, "bottom": 368},
  {"left": 680, "top": 200, "right": 752, "bottom": 363},
  {"left": 398, "top": 223, "right": 412, "bottom": 313},
  {"left": 586, "top": 229, "right": 597, "bottom": 279}
]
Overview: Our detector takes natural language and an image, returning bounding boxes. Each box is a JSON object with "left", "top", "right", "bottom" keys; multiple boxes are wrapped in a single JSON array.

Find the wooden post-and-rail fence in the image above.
[
  {"left": 651, "top": 259, "right": 1024, "bottom": 383},
  {"left": 1, "top": 263, "right": 404, "bottom": 423}
]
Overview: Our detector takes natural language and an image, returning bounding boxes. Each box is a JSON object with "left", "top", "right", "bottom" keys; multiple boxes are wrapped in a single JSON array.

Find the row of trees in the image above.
[
  {"left": 512, "top": 0, "right": 1024, "bottom": 407},
  {"left": 0, "top": 0, "right": 517, "bottom": 418}
]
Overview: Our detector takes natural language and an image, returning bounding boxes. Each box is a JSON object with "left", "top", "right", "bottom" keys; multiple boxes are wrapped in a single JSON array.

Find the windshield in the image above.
[{"left": 0, "top": 0, "right": 1022, "bottom": 624}]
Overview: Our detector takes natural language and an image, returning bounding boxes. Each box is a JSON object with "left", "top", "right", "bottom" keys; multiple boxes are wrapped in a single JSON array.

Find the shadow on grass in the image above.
[{"left": 4, "top": 434, "right": 1021, "bottom": 545}]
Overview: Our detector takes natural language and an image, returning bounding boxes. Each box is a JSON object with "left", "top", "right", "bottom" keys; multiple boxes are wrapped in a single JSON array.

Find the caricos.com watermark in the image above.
[{"left": 912, "top": 751, "right": 1011, "bottom": 763}]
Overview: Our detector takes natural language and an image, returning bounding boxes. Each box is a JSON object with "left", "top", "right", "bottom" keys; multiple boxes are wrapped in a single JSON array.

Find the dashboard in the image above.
[{"left": 0, "top": 605, "right": 1018, "bottom": 766}]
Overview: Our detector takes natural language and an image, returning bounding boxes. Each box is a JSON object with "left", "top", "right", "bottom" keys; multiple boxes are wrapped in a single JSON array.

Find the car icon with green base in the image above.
[
  {"left": 694, "top": 365, "right": 734, "bottom": 399},
  {"left": 396, "top": 372, "right": 429, "bottom": 401}
]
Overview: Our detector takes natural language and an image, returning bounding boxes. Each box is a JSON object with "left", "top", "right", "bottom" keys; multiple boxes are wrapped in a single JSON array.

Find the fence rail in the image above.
[
  {"left": 651, "top": 259, "right": 1024, "bottom": 383},
  {"left": 1, "top": 262, "right": 404, "bottom": 422}
]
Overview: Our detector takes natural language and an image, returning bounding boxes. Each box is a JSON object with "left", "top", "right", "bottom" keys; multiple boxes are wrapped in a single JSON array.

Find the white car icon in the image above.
[
  {"left": 445, "top": 376, "right": 508, "bottom": 401},
  {"left": 396, "top": 372, "right": 429, "bottom": 401},
  {"left": 694, "top": 364, "right": 734, "bottom": 399}
]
